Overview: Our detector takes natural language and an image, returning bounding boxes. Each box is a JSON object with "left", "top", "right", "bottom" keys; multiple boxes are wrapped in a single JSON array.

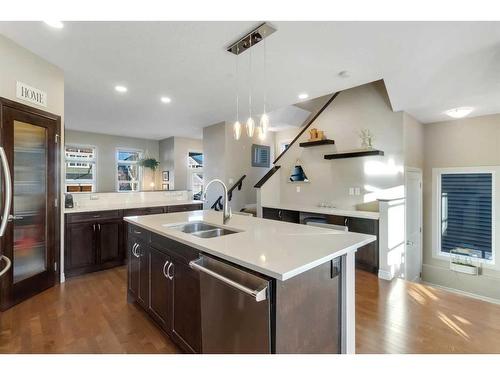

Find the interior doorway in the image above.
[{"left": 405, "top": 167, "right": 423, "bottom": 282}]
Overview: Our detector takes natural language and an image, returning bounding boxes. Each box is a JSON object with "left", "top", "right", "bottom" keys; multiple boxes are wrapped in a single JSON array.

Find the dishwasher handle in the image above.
[{"left": 189, "top": 258, "right": 268, "bottom": 302}]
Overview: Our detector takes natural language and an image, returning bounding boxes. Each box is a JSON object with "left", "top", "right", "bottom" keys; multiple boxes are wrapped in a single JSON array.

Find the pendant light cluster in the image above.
[{"left": 229, "top": 23, "right": 276, "bottom": 141}]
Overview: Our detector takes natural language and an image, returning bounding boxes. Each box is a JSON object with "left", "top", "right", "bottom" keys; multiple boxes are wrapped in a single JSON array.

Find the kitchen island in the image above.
[{"left": 124, "top": 210, "right": 375, "bottom": 354}]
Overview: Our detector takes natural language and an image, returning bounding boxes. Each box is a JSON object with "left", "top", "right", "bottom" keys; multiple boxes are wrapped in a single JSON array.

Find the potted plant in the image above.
[{"left": 139, "top": 157, "right": 160, "bottom": 190}]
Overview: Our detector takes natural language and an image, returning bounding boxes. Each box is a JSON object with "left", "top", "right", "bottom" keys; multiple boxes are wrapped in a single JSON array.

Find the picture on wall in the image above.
[
  {"left": 162, "top": 183, "right": 170, "bottom": 190},
  {"left": 162, "top": 171, "right": 170, "bottom": 181}
]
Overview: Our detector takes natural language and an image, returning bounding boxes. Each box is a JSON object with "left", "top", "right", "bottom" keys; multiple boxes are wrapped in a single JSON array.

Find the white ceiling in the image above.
[{"left": 1, "top": 21, "right": 500, "bottom": 139}]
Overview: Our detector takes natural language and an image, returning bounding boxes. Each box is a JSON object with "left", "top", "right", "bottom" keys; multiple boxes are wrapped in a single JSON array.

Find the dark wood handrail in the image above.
[
  {"left": 227, "top": 174, "right": 246, "bottom": 201},
  {"left": 273, "top": 92, "right": 340, "bottom": 164},
  {"left": 254, "top": 166, "right": 281, "bottom": 188}
]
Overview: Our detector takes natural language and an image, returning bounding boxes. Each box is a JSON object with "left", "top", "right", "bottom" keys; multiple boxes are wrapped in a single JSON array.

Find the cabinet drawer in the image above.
[
  {"left": 123, "top": 206, "right": 165, "bottom": 217},
  {"left": 127, "top": 223, "right": 150, "bottom": 243},
  {"left": 167, "top": 204, "right": 202, "bottom": 213},
  {"left": 150, "top": 233, "right": 200, "bottom": 265},
  {"left": 66, "top": 210, "right": 122, "bottom": 223}
]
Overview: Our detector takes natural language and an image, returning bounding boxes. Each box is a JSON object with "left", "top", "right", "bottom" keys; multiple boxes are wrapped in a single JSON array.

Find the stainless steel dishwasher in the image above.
[{"left": 189, "top": 255, "right": 271, "bottom": 353}]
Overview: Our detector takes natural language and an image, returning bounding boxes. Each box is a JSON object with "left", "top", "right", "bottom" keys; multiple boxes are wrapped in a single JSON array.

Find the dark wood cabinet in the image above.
[
  {"left": 262, "top": 207, "right": 299, "bottom": 223},
  {"left": 170, "top": 255, "right": 202, "bottom": 353},
  {"left": 66, "top": 223, "right": 96, "bottom": 270},
  {"left": 65, "top": 203, "right": 202, "bottom": 279},
  {"left": 65, "top": 214, "right": 124, "bottom": 278},
  {"left": 128, "top": 225, "right": 202, "bottom": 353},
  {"left": 137, "top": 241, "right": 150, "bottom": 309},
  {"left": 148, "top": 246, "right": 172, "bottom": 330},
  {"left": 97, "top": 220, "right": 122, "bottom": 263},
  {"left": 347, "top": 217, "right": 379, "bottom": 273}
]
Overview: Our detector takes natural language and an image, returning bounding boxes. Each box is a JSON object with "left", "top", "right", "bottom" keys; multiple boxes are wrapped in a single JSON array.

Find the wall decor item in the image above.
[
  {"left": 308, "top": 128, "right": 326, "bottom": 141},
  {"left": 162, "top": 183, "right": 170, "bottom": 190},
  {"left": 358, "top": 129, "right": 374, "bottom": 149},
  {"left": 162, "top": 170, "right": 170, "bottom": 181},
  {"left": 289, "top": 159, "right": 309, "bottom": 183},
  {"left": 251, "top": 144, "right": 271, "bottom": 168}
]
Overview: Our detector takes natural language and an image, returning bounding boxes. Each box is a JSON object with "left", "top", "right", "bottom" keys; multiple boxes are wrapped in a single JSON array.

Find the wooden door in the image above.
[
  {"left": 128, "top": 238, "right": 140, "bottom": 299},
  {"left": 148, "top": 246, "right": 172, "bottom": 331},
  {"left": 171, "top": 257, "right": 202, "bottom": 353},
  {"left": 97, "top": 220, "right": 122, "bottom": 264},
  {"left": 65, "top": 222, "right": 96, "bottom": 273},
  {"left": 0, "top": 99, "right": 60, "bottom": 310}
]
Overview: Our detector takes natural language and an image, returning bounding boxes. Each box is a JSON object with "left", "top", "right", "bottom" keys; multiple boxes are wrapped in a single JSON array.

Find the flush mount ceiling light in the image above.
[
  {"left": 114, "top": 85, "right": 128, "bottom": 93},
  {"left": 298, "top": 93, "right": 309, "bottom": 100},
  {"left": 228, "top": 23, "right": 276, "bottom": 140},
  {"left": 43, "top": 21, "right": 64, "bottom": 29},
  {"left": 445, "top": 107, "right": 474, "bottom": 119},
  {"left": 161, "top": 96, "right": 171, "bottom": 103}
]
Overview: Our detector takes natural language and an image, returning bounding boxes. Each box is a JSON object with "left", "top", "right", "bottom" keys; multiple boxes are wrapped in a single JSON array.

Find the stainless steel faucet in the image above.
[{"left": 203, "top": 179, "right": 232, "bottom": 225}]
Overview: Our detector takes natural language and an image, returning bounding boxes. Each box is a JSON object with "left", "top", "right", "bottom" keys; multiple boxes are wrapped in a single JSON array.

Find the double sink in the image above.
[{"left": 166, "top": 221, "right": 239, "bottom": 239}]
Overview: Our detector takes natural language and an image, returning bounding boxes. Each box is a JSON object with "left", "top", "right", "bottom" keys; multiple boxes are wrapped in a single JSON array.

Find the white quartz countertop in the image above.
[
  {"left": 124, "top": 210, "right": 376, "bottom": 281},
  {"left": 263, "top": 203, "right": 380, "bottom": 220},
  {"left": 65, "top": 200, "right": 203, "bottom": 214}
]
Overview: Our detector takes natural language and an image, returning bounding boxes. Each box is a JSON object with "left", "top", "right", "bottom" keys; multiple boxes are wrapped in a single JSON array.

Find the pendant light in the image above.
[
  {"left": 246, "top": 35, "right": 255, "bottom": 138},
  {"left": 232, "top": 45, "right": 242, "bottom": 140},
  {"left": 259, "top": 37, "right": 269, "bottom": 138}
]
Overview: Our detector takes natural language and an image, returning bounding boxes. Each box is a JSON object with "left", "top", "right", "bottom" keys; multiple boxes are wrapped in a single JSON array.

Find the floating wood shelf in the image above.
[
  {"left": 324, "top": 149, "right": 384, "bottom": 160},
  {"left": 299, "top": 139, "right": 335, "bottom": 148}
]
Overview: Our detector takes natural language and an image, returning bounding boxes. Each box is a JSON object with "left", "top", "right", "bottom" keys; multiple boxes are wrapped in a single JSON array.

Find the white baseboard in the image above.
[
  {"left": 422, "top": 281, "right": 500, "bottom": 305},
  {"left": 378, "top": 269, "right": 394, "bottom": 281}
]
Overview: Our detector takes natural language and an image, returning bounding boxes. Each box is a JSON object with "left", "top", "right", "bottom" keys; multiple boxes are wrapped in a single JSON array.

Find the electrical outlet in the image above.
[
  {"left": 354, "top": 187, "right": 361, "bottom": 196},
  {"left": 296, "top": 186, "right": 301, "bottom": 193},
  {"left": 349, "top": 187, "right": 354, "bottom": 196}
]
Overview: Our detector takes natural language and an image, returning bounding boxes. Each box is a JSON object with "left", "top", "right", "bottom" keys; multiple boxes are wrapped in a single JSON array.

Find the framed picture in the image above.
[
  {"left": 162, "top": 170, "right": 170, "bottom": 181},
  {"left": 162, "top": 183, "right": 170, "bottom": 190}
]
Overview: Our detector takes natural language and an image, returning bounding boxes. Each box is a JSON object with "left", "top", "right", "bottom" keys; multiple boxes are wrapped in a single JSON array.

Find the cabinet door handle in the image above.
[
  {"left": 133, "top": 230, "right": 142, "bottom": 235},
  {"left": 136, "top": 244, "right": 141, "bottom": 257},
  {"left": 163, "top": 260, "right": 170, "bottom": 278},
  {"left": 98, "top": 223, "right": 101, "bottom": 231},
  {"left": 167, "top": 262, "right": 174, "bottom": 280},
  {"left": 132, "top": 243, "right": 137, "bottom": 257},
  {"left": 93, "top": 223, "right": 96, "bottom": 232},
  {"left": 278, "top": 210, "right": 282, "bottom": 220},
  {"left": 344, "top": 218, "right": 349, "bottom": 227}
]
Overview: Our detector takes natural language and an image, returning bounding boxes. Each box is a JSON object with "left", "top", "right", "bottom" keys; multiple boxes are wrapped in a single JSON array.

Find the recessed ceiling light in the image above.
[
  {"left": 160, "top": 96, "right": 171, "bottom": 104},
  {"left": 43, "top": 21, "right": 64, "bottom": 29},
  {"left": 298, "top": 93, "right": 309, "bottom": 100},
  {"left": 444, "top": 107, "right": 473, "bottom": 119},
  {"left": 114, "top": 85, "right": 128, "bottom": 93}
]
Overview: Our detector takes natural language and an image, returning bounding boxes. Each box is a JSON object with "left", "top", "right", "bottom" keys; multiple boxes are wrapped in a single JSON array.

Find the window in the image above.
[
  {"left": 188, "top": 152, "right": 203, "bottom": 199},
  {"left": 65, "top": 145, "right": 96, "bottom": 192},
  {"left": 435, "top": 168, "right": 494, "bottom": 262},
  {"left": 251, "top": 144, "right": 271, "bottom": 168},
  {"left": 116, "top": 149, "right": 142, "bottom": 192}
]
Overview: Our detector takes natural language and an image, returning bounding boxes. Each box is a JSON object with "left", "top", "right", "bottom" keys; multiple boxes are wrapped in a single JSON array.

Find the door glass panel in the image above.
[{"left": 13, "top": 121, "right": 48, "bottom": 283}]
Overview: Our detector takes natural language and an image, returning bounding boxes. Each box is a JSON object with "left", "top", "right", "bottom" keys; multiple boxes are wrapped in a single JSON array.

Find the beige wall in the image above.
[
  {"left": 65, "top": 130, "right": 160, "bottom": 192},
  {"left": 422, "top": 113, "right": 500, "bottom": 300},
  {"left": 403, "top": 113, "right": 424, "bottom": 170},
  {"left": 203, "top": 121, "right": 275, "bottom": 211},
  {"left": 274, "top": 81, "right": 404, "bottom": 209},
  {"left": 159, "top": 136, "right": 203, "bottom": 191}
]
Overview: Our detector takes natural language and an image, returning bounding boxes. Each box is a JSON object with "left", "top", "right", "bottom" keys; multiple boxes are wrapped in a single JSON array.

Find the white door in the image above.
[{"left": 405, "top": 169, "right": 423, "bottom": 282}]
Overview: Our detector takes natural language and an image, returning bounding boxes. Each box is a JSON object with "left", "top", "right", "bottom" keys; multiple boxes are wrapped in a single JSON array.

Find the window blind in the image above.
[{"left": 440, "top": 173, "right": 492, "bottom": 260}]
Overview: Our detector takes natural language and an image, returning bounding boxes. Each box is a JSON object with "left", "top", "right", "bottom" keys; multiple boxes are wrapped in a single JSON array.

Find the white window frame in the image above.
[
  {"left": 187, "top": 150, "right": 203, "bottom": 193},
  {"left": 115, "top": 148, "right": 143, "bottom": 192},
  {"left": 64, "top": 144, "right": 97, "bottom": 193},
  {"left": 432, "top": 166, "right": 497, "bottom": 267}
]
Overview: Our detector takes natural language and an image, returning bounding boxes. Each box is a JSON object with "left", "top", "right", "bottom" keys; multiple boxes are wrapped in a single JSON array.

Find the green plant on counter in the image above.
[{"left": 139, "top": 157, "right": 160, "bottom": 171}]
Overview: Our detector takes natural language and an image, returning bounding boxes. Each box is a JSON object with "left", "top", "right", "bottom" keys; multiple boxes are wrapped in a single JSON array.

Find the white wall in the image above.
[
  {"left": 422, "top": 113, "right": 500, "bottom": 300},
  {"left": 159, "top": 136, "right": 203, "bottom": 191},
  {"left": 403, "top": 113, "right": 424, "bottom": 170},
  {"left": 202, "top": 122, "right": 227, "bottom": 208},
  {"left": 65, "top": 129, "right": 160, "bottom": 192},
  {"left": 273, "top": 81, "right": 404, "bottom": 210}
]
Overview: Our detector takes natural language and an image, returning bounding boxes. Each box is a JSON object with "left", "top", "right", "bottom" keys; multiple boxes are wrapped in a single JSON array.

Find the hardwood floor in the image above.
[
  {"left": 356, "top": 270, "right": 500, "bottom": 353},
  {"left": 1, "top": 266, "right": 500, "bottom": 353}
]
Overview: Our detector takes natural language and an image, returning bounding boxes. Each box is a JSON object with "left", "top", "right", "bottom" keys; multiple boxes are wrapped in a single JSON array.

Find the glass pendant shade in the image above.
[
  {"left": 233, "top": 120, "right": 242, "bottom": 140},
  {"left": 259, "top": 113, "right": 269, "bottom": 134},
  {"left": 246, "top": 117, "right": 255, "bottom": 137},
  {"left": 257, "top": 125, "right": 266, "bottom": 141}
]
